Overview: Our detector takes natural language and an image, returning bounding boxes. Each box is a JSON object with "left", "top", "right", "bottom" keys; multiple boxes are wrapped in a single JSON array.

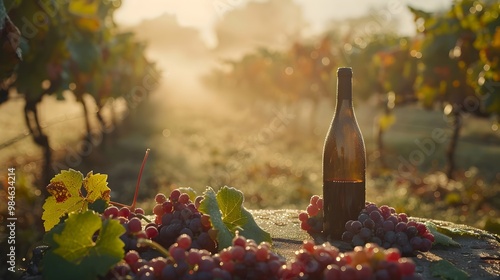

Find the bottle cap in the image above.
[{"left": 337, "top": 67, "right": 352, "bottom": 78}]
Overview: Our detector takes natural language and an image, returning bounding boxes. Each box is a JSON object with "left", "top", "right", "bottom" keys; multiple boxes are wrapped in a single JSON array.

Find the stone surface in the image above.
[{"left": 250, "top": 209, "right": 500, "bottom": 279}]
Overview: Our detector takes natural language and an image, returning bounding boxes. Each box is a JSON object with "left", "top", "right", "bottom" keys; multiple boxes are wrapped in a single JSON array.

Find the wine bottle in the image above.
[{"left": 323, "top": 67, "right": 366, "bottom": 240}]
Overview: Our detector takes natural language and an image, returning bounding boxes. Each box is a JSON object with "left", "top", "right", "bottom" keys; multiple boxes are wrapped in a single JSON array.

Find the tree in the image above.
[
  {"left": 0, "top": 0, "right": 158, "bottom": 184},
  {"left": 408, "top": 0, "right": 499, "bottom": 179}
]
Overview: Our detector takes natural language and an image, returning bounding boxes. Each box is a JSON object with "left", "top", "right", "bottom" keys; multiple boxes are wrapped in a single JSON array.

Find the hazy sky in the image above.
[{"left": 114, "top": 0, "right": 452, "bottom": 47}]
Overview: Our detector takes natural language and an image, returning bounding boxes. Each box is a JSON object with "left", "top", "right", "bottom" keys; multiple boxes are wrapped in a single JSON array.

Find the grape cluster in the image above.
[
  {"left": 108, "top": 233, "right": 286, "bottom": 280},
  {"left": 341, "top": 203, "right": 435, "bottom": 255},
  {"left": 102, "top": 189, "right": 217, "bottom": 253},
  {"left": 107, "top": 249, "right": 168, "bottom": 280},
  {"left": 108, "top": 231, "right": 423, "bottom": 279},
  {"left": 298, "top": 195, "right": 324, "bottom": 234},
  {"left": 103, "top": 204, "right": 152, "bottom": 251},
  {"left": 280, "top": 241, "right": 422, "bottom": 280},
  {"left": 214, "top": 234, "right": 285, "bottom": 280},
  {"left": 152, "top": 189, "right": 218, "bottom": 253}
]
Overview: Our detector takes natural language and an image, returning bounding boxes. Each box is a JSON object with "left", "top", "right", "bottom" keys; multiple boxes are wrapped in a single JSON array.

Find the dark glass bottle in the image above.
[{"left": 323, "top": 67, "right": 366, "bottom": 240}]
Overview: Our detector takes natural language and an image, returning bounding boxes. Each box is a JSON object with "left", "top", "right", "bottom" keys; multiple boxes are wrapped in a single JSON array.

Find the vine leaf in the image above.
[
  {"left": 199, "top": 186, "right": 272, "bottom": 250},
  {"left": 42, "top": 169, "right": 110, "bottom": 231},
  {"left": 43, "top": 211, "right": 125, "bottom": 280},
  {"left": 426, "top": 221, "right": 461, "bottom": 247},
  {"left": 199, "top": 187, "right": 234, "bottom": 249},
  {"left": 430, "top": 260, "right": 469, "bottom": 280}
]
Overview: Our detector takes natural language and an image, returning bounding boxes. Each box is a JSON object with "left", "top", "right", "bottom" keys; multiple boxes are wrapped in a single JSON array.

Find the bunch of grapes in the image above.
[
  {"left": 298, "top": 195, "right": 324, "bottom": 234},
  {"left": 102, "top": 188, "right": 217, "bottom": 253},
  {"left": 214, "top": 234, "right": 285, "bottom": 279},
  {"left": 152, "top": 189, "right": 218, "bottom": 253},
  {"left": 107, "top": 249, "right": 168, "bottom": 280},
  {"left": 342, "top": 203, "right": 435, "bottom": 255},
  {"left": 108, "top": 233, "right": 424, "bottom": 279},
  {"left": 108, "top": 233, "right": 286, "bottom": 280},
  {"left": 279, "top": 241, "right": 422, "bottom": 280},
  {"left": 103, "top": 204, "right": 152, "bottom": 251}
]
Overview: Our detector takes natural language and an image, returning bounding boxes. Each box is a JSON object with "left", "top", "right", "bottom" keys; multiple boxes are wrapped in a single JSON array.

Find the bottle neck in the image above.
[{"left": 336, "top": 75, "right": 353, "bottom": 110}]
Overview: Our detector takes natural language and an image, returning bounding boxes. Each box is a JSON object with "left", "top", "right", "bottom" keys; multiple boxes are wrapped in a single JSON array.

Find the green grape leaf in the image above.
[
  {"left": 431, "top": 222, "right": 481, "bottom": 238},
  {"left": 199, "top": 187, "right": 234, "bottom": 249},
  {"left": 430, "top": 260, "right": 469, "bottom": 280},
  {"left": 426, "top": 221, "right": 461, "bottom": 247},
  {"left": 199, "top": 186, "right": 272, "bottom": 250},
  {"left": 216, "top": 186, "right": 272, "bottom": 245},
  {"left": 43, "top": 211, "right": 125, "bottom": 280},
  {"left": 42, "top": 169, "right": 111, "bottom": 231},
  {"left": 216, "top": 186, "right": 247, "bottom": 233}
]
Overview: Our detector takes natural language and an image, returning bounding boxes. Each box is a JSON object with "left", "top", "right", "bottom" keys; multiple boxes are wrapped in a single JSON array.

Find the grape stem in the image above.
[
  {"left": 137, "top": 238, "right": 170, "bottom": 258},
  {"left": 110, "top": 148, "right": 150, "bottom": 210},
  {"left": 136, "top": 213, "right": 153, "bottom": 223}
]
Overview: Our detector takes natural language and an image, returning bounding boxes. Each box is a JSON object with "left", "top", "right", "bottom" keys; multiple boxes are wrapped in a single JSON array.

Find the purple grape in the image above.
[
  {"left": 421, "top": 238, "right": 433, "bottom": 252},
  {"left": 383, "top": 220, "right": 395, "bottom": 232},
  {"left": 369, "top": 211, "right": 383, "bottom": 222},
  {"left": 363, "top": 218, "right": 375, "bottom": 229},
  {"left": 359, "top": 227, "right": 372, "bottom": 240},
  {"left": 366, "top": 204, "right": 379, "bottom": 214},
  {"left": 345, "top": 220, "right": 354, "bottom": 231},
  {"left": 384, "top": 231, "right": 396, "bottom": 244},
  {"left": 358, "top": 213, "right": 369, "bottom": 223},
  {"left": 410, "top": 236, "right": 422, "bottom": 249},
  {"left": 387, "top": 215, "right": 399, "bottom": 225},
  {"left": 406, "top": 226, "right": 418, "bottom": 238},
  {"left": 395, "top": 222, "right": 407, "bottom": 232},
  {"left": 352, "top": 234, "right": 365, "bottom": 246},
  {"left": 342, "top": 231, "right": 354, "bottom": 242},
  {"left": 351, "top": 221, "right": 362, "bottom": 233}
]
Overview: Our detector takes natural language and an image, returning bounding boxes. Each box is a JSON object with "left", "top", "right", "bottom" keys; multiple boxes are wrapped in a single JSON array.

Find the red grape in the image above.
[
  {"left": 155, "top": 193, "right": 167, "bottom": 204},
  {"left": 128, "top": 217, "right": 142, "bottom": 233}
]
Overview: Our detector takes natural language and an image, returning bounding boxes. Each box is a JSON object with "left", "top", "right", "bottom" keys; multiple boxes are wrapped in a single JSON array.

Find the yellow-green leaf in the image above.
[
  {"left": 42, "top": 169, "right": 111, "bottom": 231},
  {"left": 83, "top": 171, "right": 110, "bottom": 203},
  {"left": 68, "top": 0, "right": 99, "bottom": 16},
  {"left": 42, "top": 195, "right": 87, "bottom": 233},
  {"left": 378, "top": 113, "right": 396, "bottom": 131}
]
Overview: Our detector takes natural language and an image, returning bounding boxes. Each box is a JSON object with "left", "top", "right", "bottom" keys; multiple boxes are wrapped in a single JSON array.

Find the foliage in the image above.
[
  {"left": 430, "top": 259, "right": 469, "bottom": 280},
  {"left": 1, "top": 0, "right": 158, "bottom": 127},
  {"left": 409, "top": 0, "right": 500, "bottom": 116},
  {"left": 455, "top": 0, "right": 500, "bottom": 115},
  {"left": 43, "top": 210, "right": 125, "bottom": 280},
  {"left": 42, "top": 169, "right": 110, "bottom": 231},
  {"left": 369, "top": 168, "right": 500, "bottom": 233},
  {"left": 204, "top": 35, "right": 338, "bottom": 105},
  {"left": 425, "top": 221, "right": 461, "bottom": 247},
  {"left": 0, "top": 0, "right": 159, "bottom": 185},
  {"left": 0, "top": 0, "right": 21, "bottom": 80},
  {"left": 199, "top": 186, "right": 272, "bottom": 249}
]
